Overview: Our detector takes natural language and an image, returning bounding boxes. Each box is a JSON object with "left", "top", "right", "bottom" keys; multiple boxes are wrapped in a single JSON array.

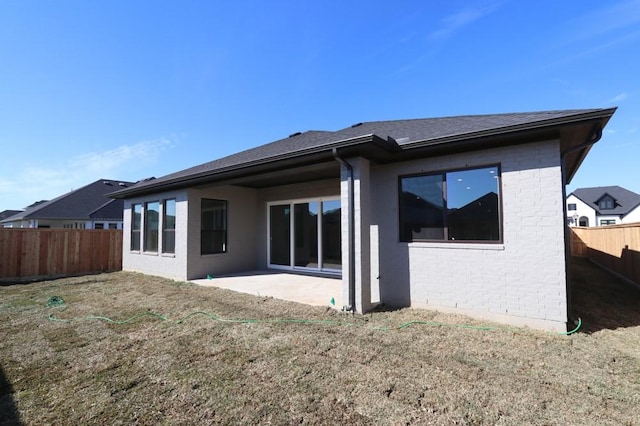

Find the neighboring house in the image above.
[
  {"left": 110, "top": 108, "right": 616, "bottom": 331},
  {"left": 567, "top": 186, "right": 640, "bottom": 227},
  {"left": 0, "top": 210, "right": 23, "bottom": 222},
  {"left": 1, "top": 179, "right": 135, "bottom": 229}
]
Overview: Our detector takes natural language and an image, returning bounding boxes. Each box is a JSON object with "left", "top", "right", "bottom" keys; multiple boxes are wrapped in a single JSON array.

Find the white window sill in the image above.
[{"left": 406, "top": 242, "right": 505, "bottom": 251}]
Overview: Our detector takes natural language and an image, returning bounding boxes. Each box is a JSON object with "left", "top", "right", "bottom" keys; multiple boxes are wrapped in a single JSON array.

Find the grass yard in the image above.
[{"left": 1, "top": 257, "right": 640, "bottom": 425}]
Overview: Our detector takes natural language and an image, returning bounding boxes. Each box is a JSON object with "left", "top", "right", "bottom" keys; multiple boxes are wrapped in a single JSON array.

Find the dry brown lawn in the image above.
[{"left": 1, "top": 257, "right": 639, "bottom": 425}]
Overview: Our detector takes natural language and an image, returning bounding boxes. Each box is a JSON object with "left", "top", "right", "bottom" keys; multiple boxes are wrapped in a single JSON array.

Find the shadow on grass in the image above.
[
  {"left": 570, "top": 256, "right": 640, "bottom": 333},
  {"left": 0, "top": 272, "right": 111, "bottom": 287},
  {"left": 0, "top": 366, "right": 22, "bottom": 426}
]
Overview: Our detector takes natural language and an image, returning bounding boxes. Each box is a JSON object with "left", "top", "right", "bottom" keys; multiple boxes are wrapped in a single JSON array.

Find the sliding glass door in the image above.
[
  {"left": 269, "top": 204, "right": 291, "bottom": 266},
  {"left": 294, "top": 202, "right": 319, "bottom": 268},
  {"left": 268, "top": 199, "right": 341, "bottom": 272},
  {"left": 321, "top": 200, "right": 341, "bottom": 270}
]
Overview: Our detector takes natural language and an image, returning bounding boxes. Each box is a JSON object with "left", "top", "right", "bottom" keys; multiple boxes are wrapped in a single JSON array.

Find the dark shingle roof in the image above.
[
  {"left": 570, "top": 186, "right": 640, "bottom": 216},
  {"left": 333, "top": 110, "right": 600, "bottom": 145},
  {"left": 110, "top": 108, "right": 616, "bottom": 198},
  {"left": 0, "top": 179, "right": 135, "bottom": 223},
  {"left": 153, "top": 130, "right": 340, "bottom": 183},
  {"left": 0, "top": 210, "right": 23, "bottom": 221}
]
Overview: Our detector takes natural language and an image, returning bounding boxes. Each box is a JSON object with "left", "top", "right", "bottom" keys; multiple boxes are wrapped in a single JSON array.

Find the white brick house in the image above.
[
  {"left": 110, "top": 108, "right": 616, "bottom": 331},
  {"left": 567, "top": 186, "right": 640, "bottom": 227}
]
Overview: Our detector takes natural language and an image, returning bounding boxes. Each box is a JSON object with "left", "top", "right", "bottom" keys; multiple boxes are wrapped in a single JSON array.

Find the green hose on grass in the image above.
[{"left": 45, "top": 296, "right": 582, "bottom": 335}]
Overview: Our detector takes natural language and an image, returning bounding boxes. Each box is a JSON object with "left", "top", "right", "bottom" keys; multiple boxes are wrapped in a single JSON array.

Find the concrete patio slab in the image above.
[{"left": 191, "top": 270, "right": 342, "bottom": 309}]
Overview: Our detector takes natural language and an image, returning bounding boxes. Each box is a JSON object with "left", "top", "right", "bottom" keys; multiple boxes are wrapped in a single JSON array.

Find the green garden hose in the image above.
[{"left": 45, "top": 295, "right": 582, "bottom": 335}]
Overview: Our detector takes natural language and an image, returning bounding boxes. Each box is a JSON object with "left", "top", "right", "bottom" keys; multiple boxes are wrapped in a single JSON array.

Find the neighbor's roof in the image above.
[
  {"left": 0, "top": 210, "right": 23, "bottom": 221},
  {"left": 0, "top": 179, "right": 135, "bottom": 223},
  {"left": 110, "top": 108, "right": 616, "bottom": 199},
  {"left": 570, "top": 186, "right": 640, "bottom": 216}
]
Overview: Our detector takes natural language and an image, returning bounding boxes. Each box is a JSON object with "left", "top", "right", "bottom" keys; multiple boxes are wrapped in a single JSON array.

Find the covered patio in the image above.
[{"left": 191, "top": 270, "right": 342, "bottom": 308}]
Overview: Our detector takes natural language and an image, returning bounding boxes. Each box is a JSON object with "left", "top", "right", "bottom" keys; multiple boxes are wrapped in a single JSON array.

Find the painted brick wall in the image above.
[
  {"left": 186, "top": 185, "right": 258, "bottom": 280},
  {"left": 370, "top": 140, "right": 568, "bottom": 331},
  {"left": 122, "top": 189, "right": 190, "bottom": 281}
]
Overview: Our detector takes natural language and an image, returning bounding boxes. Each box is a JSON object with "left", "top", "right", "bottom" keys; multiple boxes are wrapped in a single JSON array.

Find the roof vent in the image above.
[
  {"left": 289, "top": 131, "right": 302, "bottom": 138},
  {"left": 103, "top": 181, "right": 112, "bottom": 185},
  {"left": 118, "top": 182, "right": 127, "bottom": 187},
  {"left": 351, "top": 122, "right": 363, "bottom": 128}
]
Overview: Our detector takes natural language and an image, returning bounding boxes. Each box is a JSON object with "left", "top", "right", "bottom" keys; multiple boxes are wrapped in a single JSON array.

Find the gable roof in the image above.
[
  {"left": 0, "top": 210, "right": 23, "bottom": 221},
  {"left": 570, "top": 186, "right": 640, "bottom": 216},
  {"left": 0, "top": 179, "right": 135, "bottom": 223},
  {"left": 110, "top": 108, "right": 616, "bottom": 199}
]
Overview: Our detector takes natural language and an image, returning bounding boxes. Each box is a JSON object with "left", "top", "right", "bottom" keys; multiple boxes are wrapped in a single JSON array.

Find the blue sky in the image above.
[{"left": 1, "top": 0, "right": 639, "bottom": 212}]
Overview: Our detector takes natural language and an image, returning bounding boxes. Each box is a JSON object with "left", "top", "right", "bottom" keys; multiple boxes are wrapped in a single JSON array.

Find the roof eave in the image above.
[
  {"left": 400, "top": 107, "right": 617, "bottom": 152},
  {"left": 109, "top": 134, "right": 397, "bottom": 199}
]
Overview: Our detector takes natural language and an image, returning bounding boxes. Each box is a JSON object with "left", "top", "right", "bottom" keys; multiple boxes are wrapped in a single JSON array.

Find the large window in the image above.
[
  {"left": 399, "top": 165, "right": 501, "bottom": 242},
  {"left": 144, "top": 201, "right": 160, "bottom": 252},
  {"left": 163, "top": 199, "right": 176, "bottom": 254},
  {"left": 201, "top": 199, "right": 227, "bottom": 255},
  {"left": 131, "top": 203, "right": 142, "bottom": 251}
]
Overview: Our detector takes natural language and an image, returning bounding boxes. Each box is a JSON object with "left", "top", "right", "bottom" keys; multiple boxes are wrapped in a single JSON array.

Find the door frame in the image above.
[{"left": 267, "top": 197, "right": 341, "bottom": 274}]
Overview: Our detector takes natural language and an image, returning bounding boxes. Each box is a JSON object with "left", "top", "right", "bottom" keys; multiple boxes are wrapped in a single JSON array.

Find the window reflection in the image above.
[{"left": 400, "top": 166, "right": 500, "bottom": 242}]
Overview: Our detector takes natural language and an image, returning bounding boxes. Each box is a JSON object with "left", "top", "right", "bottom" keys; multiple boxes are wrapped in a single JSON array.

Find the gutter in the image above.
[
  {"left": 332, "top": 148, "right": 355, "bottom": 313},
  {"left": 560, "top": 124, "right": 603, "bottom": 331}
]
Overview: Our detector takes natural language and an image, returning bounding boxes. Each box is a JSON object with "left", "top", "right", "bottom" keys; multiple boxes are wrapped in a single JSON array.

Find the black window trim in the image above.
[
  {"left": 143, "top": 201, "right": 160, "bottom": 253},
  {"left": 398, "top": 163, "right": 503, "bottom": 244},
  {"left": 130, "top": 203, "right": 142, "bottom": 252},
  {"left": 162, "top": 198, "right": 176, "bottom": 254},
  {"left": 201, "top": 198, "right": 228, "bottom": 255}
]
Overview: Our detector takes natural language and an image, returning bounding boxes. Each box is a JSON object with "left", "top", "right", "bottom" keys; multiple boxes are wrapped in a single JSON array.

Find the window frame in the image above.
[
  {"left": 201, "top": 198, "right": 228, "bottom": 255},
  {"left": 143, "top": 201, "right": 160, "bottom": 253},
  {"left": 162, "top": 199, "right": 176, "bottom": 254},
  {"left": 568, "top": 203, "right": 577, "bottom": 211},
  {"left": 599, "top": 198, "right": 615, "bottom": 210},
  {"left": 398, "top": 164, "right": 503, "bottom": 244},
  {"left": 131, "top": 203, "right": 142, "bottom": 251}
]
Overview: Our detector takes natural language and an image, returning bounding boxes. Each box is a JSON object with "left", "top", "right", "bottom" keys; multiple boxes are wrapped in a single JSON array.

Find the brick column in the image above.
[{"left": 340, "top": 157, "right": 371, "bottom": 313}]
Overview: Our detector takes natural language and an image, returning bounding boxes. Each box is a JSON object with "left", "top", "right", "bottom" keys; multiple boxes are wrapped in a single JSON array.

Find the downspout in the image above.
[
  {"left": 332, "top": 148, "right": 356, "bottom": 312},
  {"left": 560, "top": 125, "right": 603, "bottom": 329}
]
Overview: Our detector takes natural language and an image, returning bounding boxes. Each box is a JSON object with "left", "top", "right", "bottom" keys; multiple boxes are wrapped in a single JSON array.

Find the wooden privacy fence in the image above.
[
  {"left": 571, "top": 223, "right": 640, "bottom": 286},
  {"left": 0, "top": 229, "right": 123, "bottom": 281}
]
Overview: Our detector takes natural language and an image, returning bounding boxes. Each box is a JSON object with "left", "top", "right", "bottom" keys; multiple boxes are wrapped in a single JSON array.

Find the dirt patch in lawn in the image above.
[{"left": 1, "top": 258, "right": 639, "bottom": 425}]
